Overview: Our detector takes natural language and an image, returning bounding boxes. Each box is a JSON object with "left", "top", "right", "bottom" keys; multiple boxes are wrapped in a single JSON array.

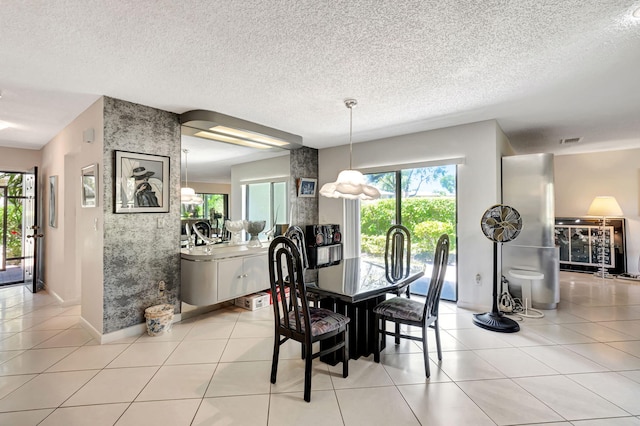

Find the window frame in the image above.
[{"left": 243, "top": 178, "right": 289, "bottom": 240}]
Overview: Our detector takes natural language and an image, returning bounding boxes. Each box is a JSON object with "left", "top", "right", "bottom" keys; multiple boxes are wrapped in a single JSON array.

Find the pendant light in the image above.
[
  {"left": 319, "top": 99, "right": 381, "bottom": 200},
  {"left": 181, "top": 149, "right": 203, "bottom": 204}
]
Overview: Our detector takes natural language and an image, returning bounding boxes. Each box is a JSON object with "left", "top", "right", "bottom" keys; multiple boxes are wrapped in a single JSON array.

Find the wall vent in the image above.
[{"left": 559, "top": 137, "right": 582, "bottom": 145}]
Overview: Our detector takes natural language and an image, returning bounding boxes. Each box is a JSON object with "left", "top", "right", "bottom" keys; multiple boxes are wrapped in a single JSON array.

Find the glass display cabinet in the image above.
[{"left": 554, "top": 217, "right": 626, "bottom": 275}]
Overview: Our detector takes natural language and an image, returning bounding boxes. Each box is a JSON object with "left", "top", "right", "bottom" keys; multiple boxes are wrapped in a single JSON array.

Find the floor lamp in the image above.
[{"left": 587, "top": 196, "right": 623, "bottom": 279}]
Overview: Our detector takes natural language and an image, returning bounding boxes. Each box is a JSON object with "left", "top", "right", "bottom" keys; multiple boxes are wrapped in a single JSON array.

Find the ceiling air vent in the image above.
[{"left": 559, "top": 137, "right": 582, "bottom": 145}]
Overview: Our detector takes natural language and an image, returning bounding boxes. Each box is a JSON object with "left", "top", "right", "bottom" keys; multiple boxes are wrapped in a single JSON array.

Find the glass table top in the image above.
[{"left": 308, "top": 257, "right": 424, "bottom": 303}]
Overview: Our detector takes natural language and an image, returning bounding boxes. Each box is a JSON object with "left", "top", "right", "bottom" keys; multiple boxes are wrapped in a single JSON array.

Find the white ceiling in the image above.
[{"left": 1, "top": 1, "right": 640, "bottom": 182}]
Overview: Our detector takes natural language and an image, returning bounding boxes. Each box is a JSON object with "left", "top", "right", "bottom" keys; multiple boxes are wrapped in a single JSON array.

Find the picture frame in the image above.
[
  {"left": 49, "top": 175, "right": 57, "bottom": 228},
  {"left": 114, "top": 150, "right": 170, "bottom": 213},
  {"left": 81, "top": 163, "right": 98, "bottom": 208},
  {"left": 297, "top": 177, "right": 317, "bottom": 198}
]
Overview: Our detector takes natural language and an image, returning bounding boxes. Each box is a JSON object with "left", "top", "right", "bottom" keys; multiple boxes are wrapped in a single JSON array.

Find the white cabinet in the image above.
[
  {"left": 181, "top": 245, "right": 269, "bottom": 306},
  {"left": 217, "top": 254, "right": 269, "bottom": 302},
  {"left": 181, "top": 258, "right": 217, "bottom": 306}
]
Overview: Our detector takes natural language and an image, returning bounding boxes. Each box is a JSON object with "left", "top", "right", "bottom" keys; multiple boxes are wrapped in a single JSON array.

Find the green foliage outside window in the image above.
[
  {"left": 181, "top": 193, "right": 227, "bottom": 220},
  {"left": 360, "top": 197, "right": 456, "bottom": 260},
  {"left": 0, "top": 173, "right": 24, "bottom": 259}
]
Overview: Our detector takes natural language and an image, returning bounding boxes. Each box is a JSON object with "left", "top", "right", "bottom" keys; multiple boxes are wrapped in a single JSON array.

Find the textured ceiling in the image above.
[{"left": 1, "top": 1, "right": 640, "bottom": 181}]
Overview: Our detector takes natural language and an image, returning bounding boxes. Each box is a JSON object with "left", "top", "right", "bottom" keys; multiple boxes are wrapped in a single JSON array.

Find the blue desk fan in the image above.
[{"left": 473, "top": 204, "right": 522, "bottom": 333}]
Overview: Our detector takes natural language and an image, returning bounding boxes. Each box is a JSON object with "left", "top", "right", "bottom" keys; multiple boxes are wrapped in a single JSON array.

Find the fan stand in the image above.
[{"left": 472, "top": 242, "right": 520, "bottom": 333}]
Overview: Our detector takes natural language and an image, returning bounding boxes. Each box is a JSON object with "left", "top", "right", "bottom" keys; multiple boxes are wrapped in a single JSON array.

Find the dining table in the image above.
[{"left": 306, "top": 257, "right": 424, "bottom": 365}]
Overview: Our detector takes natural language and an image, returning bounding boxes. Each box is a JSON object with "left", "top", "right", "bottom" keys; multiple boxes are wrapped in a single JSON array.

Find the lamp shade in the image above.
[
  {"left": 181, "top": 187, "right": 196, "bottom": 198},
  {"left": 319, "top": 169, "right": 381, "bottom": 200},
  {"left": 587, "top": 196, "right": 623, "bottom": 217},
  {"left": 181, "top": 187, "right": 203, "bottom": 204},
  {"left": 181, "top": 148, "right": 203, "bottom": 204}
]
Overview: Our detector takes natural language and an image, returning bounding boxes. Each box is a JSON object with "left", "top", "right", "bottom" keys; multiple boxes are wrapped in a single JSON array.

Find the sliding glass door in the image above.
[{"left": 360, "top": 165, "right": 457, "bottom": 301}]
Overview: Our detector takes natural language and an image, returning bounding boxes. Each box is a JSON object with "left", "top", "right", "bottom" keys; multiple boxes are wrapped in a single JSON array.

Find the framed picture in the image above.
[
  {"left": 297, "top": 177, "right": 317, "bottom": 198},
  {"left": 81, "top": 163, "right": 98, "bottom": 208},
  {"left": 49, "top": 175, "right": 58, "bottom": 228},
  {"left": 114, "top": 150, "right": 170, "bottom": 213}
]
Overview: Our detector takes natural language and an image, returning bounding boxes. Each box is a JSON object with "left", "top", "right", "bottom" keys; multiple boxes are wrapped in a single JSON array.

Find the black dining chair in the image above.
[
  {"left": 373, "top": 234, "right": 450, "bottom": 377},
  {"left": 268, "top": 236, "right": 350, "bottom": 402},
  {"left": 284, "top": 225, "right": 326, "bottom": 307}
]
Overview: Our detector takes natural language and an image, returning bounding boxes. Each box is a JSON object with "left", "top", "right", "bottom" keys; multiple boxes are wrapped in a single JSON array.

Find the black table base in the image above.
[{"left": 319, "top": 295, "right": 387, "bottom": 365}]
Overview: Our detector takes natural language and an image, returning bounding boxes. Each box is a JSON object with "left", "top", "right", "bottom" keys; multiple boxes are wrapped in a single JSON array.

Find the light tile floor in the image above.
[{"left": 0, "top": 271, "right": 639, "bottom": 425}]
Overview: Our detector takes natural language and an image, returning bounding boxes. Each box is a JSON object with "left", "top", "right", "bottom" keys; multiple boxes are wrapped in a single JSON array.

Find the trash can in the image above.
[{"left": 144, "top": 304, "right": 174, "bottom": 336}]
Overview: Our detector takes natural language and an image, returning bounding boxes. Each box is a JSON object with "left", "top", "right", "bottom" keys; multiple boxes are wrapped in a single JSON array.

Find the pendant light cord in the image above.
[
  {"left": 349, "top": 105, "right": 353, "bottom": 169},
  {"left": 345, "top": 99, "right": 357, "bottom": 170},
  {"left": 183, "top": 149, "right": 189, "bottom": 187}
]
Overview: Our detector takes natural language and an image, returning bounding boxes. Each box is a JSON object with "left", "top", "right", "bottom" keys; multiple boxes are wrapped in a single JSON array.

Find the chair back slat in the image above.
[
  {"left": 423, "top": 234, "right": 450, "bottom": 319},
  {"left": 273, "top": 246, "right": 294, "bottom": 330},
  {"left": 385, "top": 225, "right": 411, "bottom": 282},
  {"left": 284, "top": 225, "right": 309, "bottom": 270},
  {"left": 269, "top": 236, "right": 311, "bottom": 336}
]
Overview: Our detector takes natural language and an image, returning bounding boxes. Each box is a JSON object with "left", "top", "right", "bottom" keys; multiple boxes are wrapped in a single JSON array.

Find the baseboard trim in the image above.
[
  {"left": 45, "top": 286, "right": 80, "bottom": 307},
  {"left": 456, "top": 301, "right": 484, "bottom": 312},
  {"left": 80, "top": 313, "right": 183, "bottom": 344},
  {"left": 180, "top": 301, "right": 233, "bottom": 321}
]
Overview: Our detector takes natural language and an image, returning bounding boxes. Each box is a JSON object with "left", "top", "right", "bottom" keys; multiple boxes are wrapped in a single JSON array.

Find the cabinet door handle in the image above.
[{"left": 237, "top": 273, "right": 249, "bottom": 279}]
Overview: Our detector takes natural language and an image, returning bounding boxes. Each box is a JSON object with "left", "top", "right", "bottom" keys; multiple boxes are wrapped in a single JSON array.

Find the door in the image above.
[
  {"left": 361, "top": 165, "right": 458, "bottom": 301},
  {"left": 23, "top": 167, "right": 42, "bottom": 293}
]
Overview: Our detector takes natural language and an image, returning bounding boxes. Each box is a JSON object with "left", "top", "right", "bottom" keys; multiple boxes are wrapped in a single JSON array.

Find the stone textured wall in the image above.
[
  {"left": 289, "top": 146, "right": 318, "bottom": 227},
  {"left": 102, "top": 97, "right": 181, "bottom": 334},
  {"left": 289, "top": 146, "right": 319, "bottom": 283}
]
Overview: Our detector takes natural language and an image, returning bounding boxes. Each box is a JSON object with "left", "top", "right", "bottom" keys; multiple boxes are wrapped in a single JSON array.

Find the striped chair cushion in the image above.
[
  {"left": 373, "top": 297, "right": 424, "bottom": 322},
  {"left": 286, "top": 307, "right": 350, "bottom": 336}
]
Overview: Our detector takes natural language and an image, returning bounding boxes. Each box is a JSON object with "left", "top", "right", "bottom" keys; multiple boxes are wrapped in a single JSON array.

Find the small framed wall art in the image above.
[
  {"left": 297, "top": 178, "right": 317, "bottom": 198},
  {"left": 49, "top": 175, "right": 57, "bottom": 227},
  {"left": 81, "top": 163, "right": 98, "bottom": 208}
]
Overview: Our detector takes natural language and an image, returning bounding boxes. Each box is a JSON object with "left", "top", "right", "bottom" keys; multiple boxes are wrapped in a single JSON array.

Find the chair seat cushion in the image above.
[
  {"left": 286, "top": 307, "right": 350, "bottom": 336},
  {"left": 373, "top": 297, "right": 424, "bottom": 322}
]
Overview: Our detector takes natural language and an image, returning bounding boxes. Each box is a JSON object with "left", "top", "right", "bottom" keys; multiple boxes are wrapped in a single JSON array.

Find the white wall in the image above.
[
  {"left": 40, "top": 98, "right": 104, "bottom": 321},
  {"left": 188, "top": 181, "right": 231, "bottom": 196},
  {"left": 187, "top": 181, "right": 231, "bottom": 214},
  {"left": 555, "top": 148, "right": 640, "bottom": 273},
  {"left": 230, "top": 154, "right": 290, "bottom": 220},
  {"left": 0, "top": 147, "right": 41, "bottom": 171},
  {"left": 319, "top": 120, "right": 509, "bottom": 310}
]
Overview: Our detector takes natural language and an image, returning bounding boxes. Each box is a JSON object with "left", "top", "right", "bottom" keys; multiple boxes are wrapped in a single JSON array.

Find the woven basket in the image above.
[{"left": 144, "top": 304, "right": 174, "bottom": 336}]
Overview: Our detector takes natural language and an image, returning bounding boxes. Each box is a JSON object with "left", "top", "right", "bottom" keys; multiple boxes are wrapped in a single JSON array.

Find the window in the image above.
[
  {"left": 245, "top": 180, "right": 288, "bottom": 240},
  {"left": 181, "top": 193, "right": 229, "bottom": 224},
  {"left": 360, "top": 165, "right": 457, "bottom": 301}
]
